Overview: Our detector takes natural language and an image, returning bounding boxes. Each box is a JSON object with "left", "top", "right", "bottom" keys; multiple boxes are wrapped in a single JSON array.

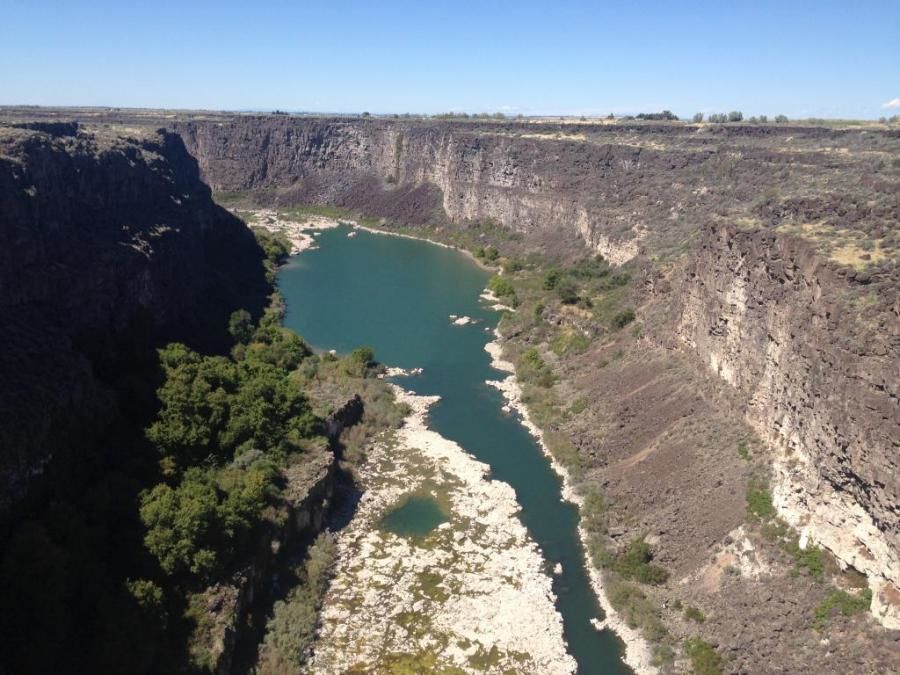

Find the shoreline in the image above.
[
  {"left": 484, "top": 330, "right": 659, "bottom": 675},
  {"left": 351, "top": 222, "right": 496, "bottom": 272},
  {"left": 237, "top": 203, "right": 497, "bottom": 273},
  {"left": 238, "top": 208, "right": 343, "bottom": 254}
]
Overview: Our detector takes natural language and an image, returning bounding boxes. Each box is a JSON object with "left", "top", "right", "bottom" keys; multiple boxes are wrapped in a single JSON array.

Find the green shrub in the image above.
[
  {"left": 746, "top": 477, "right": 776, "bottom": 520},
  {"left": 543, "top": 430, "right": 586, "bottom": 479},
  {"left": 607, "top": 581, "right": 669, "bottom": 642},
  {"left": 556, "top": 280, "right": 579, "bottom": 304},
  {"left": 517, "top": 348, "right": 555, "bottom": 388},
  {"left": 569, "top": 397, "right": 589, "bottom": 415},
  {"left": 258, "top": 533, "right": 337, "bottom": 669},
  {"left": 684, "top": 637, "right": 723, "bottom": 675},
  {"left": 603, "top": 537, "right": 670, "bottom": 585},
  {"left": 504, "top": 257, "right": 525, "bottom": 273},
  {"left": 542, "top": 269, "right": 562, "bottom": 290},
  {"left": 252, "top": 227, "right": 292, "bottom": 281},
  {"left": 488, "top": 275, "right": 516, "bottom": 298},
  {"left": 569, "top": 255, "right": 610, "bottom": 279},
  {"left": 550, "top": 329, "right": 591, "bottom": 356},
  {"left": 611, "top": 308, "right": 636, "bottom": 329},
  {"left": 737, "top": 441, "right": 751, "bottom": 461},
  {"left": 814, "top": 588, "right": 871, "bottom": 629},
  {"left": 652, "top": 643, "right": 675, "bottom": 667},
  {"left": 786, "top": 540, "right": 825, "bottom": 581},
  {"left": 581, "top": 487, "right": 608, "bottom": 536},
  {"left": 684, "top": 605, "right": 706, "bottom": 622}
]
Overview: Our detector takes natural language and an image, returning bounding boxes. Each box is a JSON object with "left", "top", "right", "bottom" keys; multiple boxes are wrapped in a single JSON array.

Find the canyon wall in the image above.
[
  {"left": 0, "top": 123, "right": 270, "bottom": 506},
  {"left": 675, "top": 225, "right": 900, "bottom": 627},
  {"left": 174, "top": 118, "right": 715, "bottom": 262}
]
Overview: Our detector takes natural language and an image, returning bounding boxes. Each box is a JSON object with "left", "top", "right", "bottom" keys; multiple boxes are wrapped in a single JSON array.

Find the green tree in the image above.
[
  {"left": 146, "top": 348, "right": 238, "bottom": 465},
  {"left": 139, "top": 471, "right": 220, "bottom": 577},
  {"left": 228, "top": 309, "right": 254, "bottom": 344},
  {"left": 728, "top": 111, "right": 743, "bottom": 122},
  {"left": 692, "top": 112, "right": 704, "bottom": 123}
]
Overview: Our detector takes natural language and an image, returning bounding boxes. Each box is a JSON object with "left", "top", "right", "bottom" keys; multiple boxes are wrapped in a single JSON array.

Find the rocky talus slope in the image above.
[{"left": 0, "top": 122, "right": 269, "bottom": 507}]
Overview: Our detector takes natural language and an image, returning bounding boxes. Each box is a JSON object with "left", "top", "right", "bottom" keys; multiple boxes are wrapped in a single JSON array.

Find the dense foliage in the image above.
[
  {"left": 145, "top": 339, "right": 317, "bottom": 472},
  {"left": 487, "top": 274, "right": 519, "bottom": 307}
]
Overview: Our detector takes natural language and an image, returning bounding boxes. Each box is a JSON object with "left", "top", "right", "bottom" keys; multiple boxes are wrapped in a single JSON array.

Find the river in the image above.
[{"left": 278, "top": 224, "right": 630, "bottom": 674}]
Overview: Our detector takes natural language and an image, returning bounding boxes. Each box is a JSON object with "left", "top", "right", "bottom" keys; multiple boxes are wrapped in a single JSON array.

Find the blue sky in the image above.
[{"left": 2, "top": 0, "right": 898, "bottom": 119}]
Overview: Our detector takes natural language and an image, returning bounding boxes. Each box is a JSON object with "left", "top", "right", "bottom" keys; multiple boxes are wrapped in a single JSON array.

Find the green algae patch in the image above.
[{"left": 381, "top": 494, "right": 448, "bottom": 537}]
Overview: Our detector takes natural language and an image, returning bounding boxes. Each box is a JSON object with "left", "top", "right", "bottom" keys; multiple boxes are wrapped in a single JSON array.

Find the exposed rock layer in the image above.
[{"left": 674, "top": 225, "right": 900, "bottom": 626}]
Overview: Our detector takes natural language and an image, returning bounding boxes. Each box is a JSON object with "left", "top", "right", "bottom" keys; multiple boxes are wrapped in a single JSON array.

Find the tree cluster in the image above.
[{"left": 636, "top": 110, "right": 679, "bottom": 121}]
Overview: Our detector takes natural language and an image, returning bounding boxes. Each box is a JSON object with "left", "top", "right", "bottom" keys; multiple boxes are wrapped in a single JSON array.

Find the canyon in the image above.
[
  {"left": 173, "top": 112, "right": 900, "bottom": 633},
  {"left": 1, "top": 108, "right": 897, "bottom": 673}
]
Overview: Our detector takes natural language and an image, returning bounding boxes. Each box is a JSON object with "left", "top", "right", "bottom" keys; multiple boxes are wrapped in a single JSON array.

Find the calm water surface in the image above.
[
  {"left": 381, "top": 495, "right": 448, "bottom": 537},
  {"left": 279, "top": 225, "right": 630, "bottom": 675}
]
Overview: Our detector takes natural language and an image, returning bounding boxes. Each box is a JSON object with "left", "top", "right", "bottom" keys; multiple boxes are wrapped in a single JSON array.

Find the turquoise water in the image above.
[
  {"left": 380, "top": 495, "right": 448, "bottom": 537},
  {"left": 279, "top": 225, "right": 630, "bottom": 674}
]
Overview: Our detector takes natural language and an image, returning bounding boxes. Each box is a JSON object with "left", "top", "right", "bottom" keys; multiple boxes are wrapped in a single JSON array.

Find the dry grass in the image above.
[{"left": 778, "top": 222, "right": 890, "bottom": 269}]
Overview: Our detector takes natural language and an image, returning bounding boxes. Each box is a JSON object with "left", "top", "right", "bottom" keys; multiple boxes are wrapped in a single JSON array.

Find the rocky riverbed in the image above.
[
  {"left": 309, "top": 383, "right": 576, "bottom": 674},
  {"left": 237, "top": 208, "right": 345, "bottom": 254}
]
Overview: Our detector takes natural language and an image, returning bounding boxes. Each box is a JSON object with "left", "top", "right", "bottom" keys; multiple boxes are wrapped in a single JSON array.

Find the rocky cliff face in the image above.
[
  {"left": 174, "top": 118, "right": 716, "bottom": 262},
  {"left": 0, "top": 123, "right": 270, "bottom": 507},
  {"left": 675, "top": 225, "right": 900, "bottom": 627}
]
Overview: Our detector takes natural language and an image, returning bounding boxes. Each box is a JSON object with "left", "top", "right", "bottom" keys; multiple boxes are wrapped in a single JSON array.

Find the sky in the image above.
[{"left": 2, "top": 0, "right": 898, "bottom": 119}]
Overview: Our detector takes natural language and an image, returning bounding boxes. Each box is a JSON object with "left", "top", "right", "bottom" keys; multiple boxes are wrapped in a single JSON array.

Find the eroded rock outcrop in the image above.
[{"left": 675, "top": 225, "right": 900, "bottom": 627}]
